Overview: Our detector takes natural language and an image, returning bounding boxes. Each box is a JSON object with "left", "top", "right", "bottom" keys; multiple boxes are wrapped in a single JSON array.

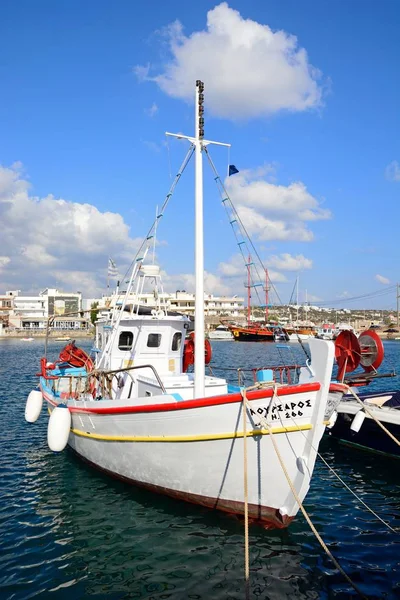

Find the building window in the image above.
[
  {"left": 171, "top": 332, "right": 182, "bottom": 351},
  {"left": 118, "top": 331, "right": 134, "bottom": 351},
  {"left": 147, "top": 333, "right": 161, "bottom": 348}
]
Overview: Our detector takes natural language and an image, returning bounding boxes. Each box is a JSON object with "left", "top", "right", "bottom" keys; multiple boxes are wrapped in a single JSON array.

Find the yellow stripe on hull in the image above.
[{"left": 70, "top": 423, "right": 313, "bottom": 443}]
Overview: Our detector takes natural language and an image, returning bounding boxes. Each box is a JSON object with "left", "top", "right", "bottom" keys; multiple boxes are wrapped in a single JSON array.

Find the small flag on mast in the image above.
[
  {"left": 107, "top": 258, "right": 118, "bottom": 278},
  {"left": 229, "top": 165, "right": 239, "bottom": 176}
]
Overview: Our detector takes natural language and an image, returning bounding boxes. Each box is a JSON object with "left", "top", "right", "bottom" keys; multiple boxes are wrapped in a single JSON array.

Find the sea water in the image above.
[{"left": 0, "top": 338, "right": 399, "bottom": 599}]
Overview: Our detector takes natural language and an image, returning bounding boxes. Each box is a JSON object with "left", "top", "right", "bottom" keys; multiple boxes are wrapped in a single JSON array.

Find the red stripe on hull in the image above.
[
  {"left": 42, "top": 382, "right": 320, "bottom": 415},
  {"left": 328, "top": 382, "right": 348, "bottom": 393},
  {"left": 72, "top": 449, "right": 294, "bottom": 530}
]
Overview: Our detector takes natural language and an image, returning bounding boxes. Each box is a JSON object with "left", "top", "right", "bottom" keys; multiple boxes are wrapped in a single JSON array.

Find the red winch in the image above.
[{"left": 335, "top": 329, "right": 384, "bottom": 382}]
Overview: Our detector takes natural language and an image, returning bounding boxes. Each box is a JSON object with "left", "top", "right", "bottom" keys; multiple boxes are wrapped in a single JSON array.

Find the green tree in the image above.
[{"left": 90, "top": 302, "right": 99, "bottom": 325}]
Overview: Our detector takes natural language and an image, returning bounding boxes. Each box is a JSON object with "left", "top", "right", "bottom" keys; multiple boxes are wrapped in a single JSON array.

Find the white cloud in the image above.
[
  {"left": 135, "top": 2, "right": 323, "bottom": 120},
  {"left": 225, "top": 167, "right": 330, "bottom": 242},
  {"left": 0, "top": 256, "right": 11, "bottom": 269},
  {"left": 375, "top": 274, "right": 390, "bottom": 285},
  {"left": 219, "top": 255, "right": 287, "bottom": 283},
  {"left": 145, "top": 102, "right": 159, "bottom": 117},
  {"left": 306, "top": 293, "right": 321, "bottom": 302},
  {"left": 0, "top": 163, "right": 142, "bottom": 296},
  {"left": 267, "top": 253, "right": 312, "bottom": 271},
  {"left": 385, "top": 160, "right": 400, "bottom": 182},
  {"left": 161, "top": 270, "right": 231, "bottom": 296}
]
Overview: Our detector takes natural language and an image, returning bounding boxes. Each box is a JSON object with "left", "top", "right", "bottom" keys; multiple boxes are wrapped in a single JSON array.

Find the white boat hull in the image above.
[
  {"left": 208, "top": 332, "right": 234, "bottom": 340},
  {"left": 41, "top": 339, "right": 333, "bottom": 529}
]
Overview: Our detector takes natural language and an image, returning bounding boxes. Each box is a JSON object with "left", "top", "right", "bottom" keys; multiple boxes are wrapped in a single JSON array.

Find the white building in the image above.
[
  {"left": 5, "top": 289, "right": 89, "bottom": 331},
  {"left": 89, "top": 290, "right": 245, "bottom": 319}
]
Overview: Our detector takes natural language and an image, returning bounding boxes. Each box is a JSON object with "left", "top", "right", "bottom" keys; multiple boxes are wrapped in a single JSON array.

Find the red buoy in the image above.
[{"left": 182, "top": 333, "right": 212, "bottom": 373}]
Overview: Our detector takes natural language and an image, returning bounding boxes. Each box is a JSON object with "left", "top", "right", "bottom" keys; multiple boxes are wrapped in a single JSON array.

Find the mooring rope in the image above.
[
  {"left": 284, "top": 411, "right": 398, "bottom": 534},
  {"left": 317, "top": 448, "right": 398, "bottom": 533},
  {"left": 240, "top": 385, "right": 368, "bottom": 600},
  {"left": 242, "top": 396, "right": 250, "bottom": 600}
]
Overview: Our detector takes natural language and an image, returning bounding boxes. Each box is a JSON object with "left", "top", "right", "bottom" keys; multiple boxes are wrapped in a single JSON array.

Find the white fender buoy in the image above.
[
  {"left": 327, "top": 411, "right": 338, "bottom": 429},
  {"left": 47, "top": 404, "right": 71, "bottom": 452},
  {"left": 350, "top": 409, "right": 366, "bottom": 433},
  {"left": 25, "top": 390, "right": 43, "bottom": 423}
]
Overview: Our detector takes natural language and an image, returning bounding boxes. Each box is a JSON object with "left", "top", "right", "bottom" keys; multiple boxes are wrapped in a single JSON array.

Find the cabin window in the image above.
[
  {"left": 147, "top": 333, "right": 161, "bottom": 348},
  {"left": 171, "top": 332, "right": 182, "bottom": 351},
  {"left": 118, "top": 331, "right": 134, "bottom": 351}
]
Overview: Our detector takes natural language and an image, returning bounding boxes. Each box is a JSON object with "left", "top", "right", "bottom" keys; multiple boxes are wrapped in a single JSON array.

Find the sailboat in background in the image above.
[
  {"left": 25, "top": 81, "right": 337, "bottom": 529},
  {"left": 227, "top": 256, "right": 275, "bottom": 341},
  {"left": 286, "top": 276, "right": 315, "bottom": 341}
]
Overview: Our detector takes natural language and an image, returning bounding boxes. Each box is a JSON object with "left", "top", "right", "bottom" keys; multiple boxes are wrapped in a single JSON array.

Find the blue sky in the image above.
[{"left": 0, "top": 0, "right": 399, "bottom": 308}]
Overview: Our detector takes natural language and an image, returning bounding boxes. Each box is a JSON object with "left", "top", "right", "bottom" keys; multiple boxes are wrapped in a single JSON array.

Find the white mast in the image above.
[
  {"left": 194, "top": 80, "right": 205, "bottom": 397},
  {"left": 166, "top": 81, "right": 230, "bottom": 398}
]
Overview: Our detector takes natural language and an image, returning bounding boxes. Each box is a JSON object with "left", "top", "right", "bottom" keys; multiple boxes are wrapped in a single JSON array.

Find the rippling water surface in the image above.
[{"left": 1, "top": 338, "right": 400, "bottom": 599}]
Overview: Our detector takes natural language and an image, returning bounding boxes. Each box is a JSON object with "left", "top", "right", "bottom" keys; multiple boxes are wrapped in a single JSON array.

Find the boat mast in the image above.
[
  {"left": 296, "top": 275, "right": 299, "bottom": 324},
  {"left": 194, "top": 80, "right": 205, "bottom": 397},
  {"left": 265, "top": 268, "right": 269, "bottom": 323},
  {"left": 247, "top": 254, "right": 251, "bottom": 326},
  {"left": 165, "top": 81, "right": 230, "bottom": 398}
]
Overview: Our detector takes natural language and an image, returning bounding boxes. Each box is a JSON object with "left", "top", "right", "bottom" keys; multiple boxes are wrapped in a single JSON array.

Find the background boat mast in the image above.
[{"left": 247, "top": 254, "right": 251, "bottom": 326}]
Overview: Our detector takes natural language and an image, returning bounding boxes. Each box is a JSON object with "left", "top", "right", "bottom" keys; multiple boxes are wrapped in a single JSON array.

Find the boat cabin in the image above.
[{"left": 93, "top": 265, "right": 228, "bottom": 401}]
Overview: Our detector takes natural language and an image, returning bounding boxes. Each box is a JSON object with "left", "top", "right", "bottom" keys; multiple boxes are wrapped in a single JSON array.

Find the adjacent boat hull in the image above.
[{"left": 328, "top": 391, "right": 400, "bottom": 459}]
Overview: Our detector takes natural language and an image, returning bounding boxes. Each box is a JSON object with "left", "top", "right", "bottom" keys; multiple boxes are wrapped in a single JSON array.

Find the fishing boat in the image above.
[
  {"left": 228, "top": 322, "right": 274, "bottom": 342},
  {"left": 25, "top": 81, "right": 337, "bottom": 529},
  {"left": 21, "top": 337, "right": 34, "bottom": 342}
]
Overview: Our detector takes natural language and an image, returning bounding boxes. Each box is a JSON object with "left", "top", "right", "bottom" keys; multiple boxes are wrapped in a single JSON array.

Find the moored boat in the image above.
[
  {"left": 25, "top": 81, "right": 337, "bottom": 529},
  {"left": 328, "top": 389, "right": 400, "bottom": 458},
  {"left": 228, "top": 322, "right": 275, "bottom": 342},
  {"left": 208, "top": 324, "right": 234, "bottom": 340}
]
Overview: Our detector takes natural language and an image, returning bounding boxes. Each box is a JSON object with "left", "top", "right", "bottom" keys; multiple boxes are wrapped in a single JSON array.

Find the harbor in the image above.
[
  {"left": 1, "top": 1, "right": 400, "bottom": 599},
  {"left": 1, "top": 338, "right": 400, "bottom": 598}
]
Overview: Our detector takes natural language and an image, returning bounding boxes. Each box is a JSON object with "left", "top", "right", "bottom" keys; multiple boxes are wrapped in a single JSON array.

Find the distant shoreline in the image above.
[{"left": 0, "top": 331, "right": 93, "bottom": 339}]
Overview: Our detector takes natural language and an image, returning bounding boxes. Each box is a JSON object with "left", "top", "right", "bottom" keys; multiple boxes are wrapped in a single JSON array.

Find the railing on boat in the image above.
[
  {"left": 47, "top": 362, "right": 304, "bottom": 400},
  {"left": 209, "top": 364, "right": 304, "bottom": 387},
  {"left": 48, "top": 364, "right": 166, "bottom": 400}
]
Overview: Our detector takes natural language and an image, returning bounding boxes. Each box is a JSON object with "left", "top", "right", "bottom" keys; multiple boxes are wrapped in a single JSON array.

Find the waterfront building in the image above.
[
  {"left": 93, "top": 290, "right": 245, "bottom": 319},
  {"left": 2, "top": 289, "right": 89, "bottom": 333}
]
